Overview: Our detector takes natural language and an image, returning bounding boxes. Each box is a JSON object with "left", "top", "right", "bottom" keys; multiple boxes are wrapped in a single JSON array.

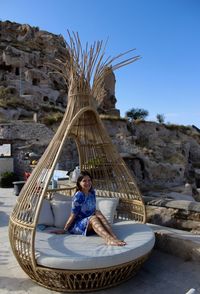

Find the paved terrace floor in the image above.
[{"left": 1, "top": 187, "right": 200, "bottom": 294}]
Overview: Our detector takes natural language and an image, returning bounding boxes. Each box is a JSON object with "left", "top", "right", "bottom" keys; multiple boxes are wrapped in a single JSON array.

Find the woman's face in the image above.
[{"left": 79, "top": 175, "right": 92, "bottom": 193}]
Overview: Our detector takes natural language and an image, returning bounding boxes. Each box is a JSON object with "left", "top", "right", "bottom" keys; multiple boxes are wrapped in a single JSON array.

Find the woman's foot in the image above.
[{"left": 107, "top": 238, "right": 126, "bottom": 246}]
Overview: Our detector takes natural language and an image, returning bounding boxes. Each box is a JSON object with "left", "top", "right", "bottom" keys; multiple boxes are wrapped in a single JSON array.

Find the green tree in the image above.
[
  {"left": 125, "top": 108, "right": 149, "bottom": 121},
  {"left": 156, "top": 113, "right": 165, "bottom": 123}
]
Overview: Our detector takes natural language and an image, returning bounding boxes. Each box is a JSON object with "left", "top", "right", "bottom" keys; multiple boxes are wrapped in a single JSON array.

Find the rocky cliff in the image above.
[
  {"left": 102, "top": 118, "right": 200, "bottom": 194},
  {"left": 0, "top": 20, "right": 118, "bottom": 122},
  {"left": 1, "top": 20, "right": 200, "bottom": 201}
]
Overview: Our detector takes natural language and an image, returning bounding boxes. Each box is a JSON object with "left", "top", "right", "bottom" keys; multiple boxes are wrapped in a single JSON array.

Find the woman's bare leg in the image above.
[
  {"left": 89, "top": 215, "right": 126, "bottom": 246},
  {"left": 95, "top": 210, "right": 118, "bottom": 239}
]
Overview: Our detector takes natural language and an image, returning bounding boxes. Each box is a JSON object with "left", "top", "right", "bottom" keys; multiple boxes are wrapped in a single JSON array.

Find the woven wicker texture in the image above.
[{"left": 9, "top": 32, "right": 148, "bottom": 292}]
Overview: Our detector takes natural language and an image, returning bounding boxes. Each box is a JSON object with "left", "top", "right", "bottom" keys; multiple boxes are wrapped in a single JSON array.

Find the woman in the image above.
[{"left": 52, "top": 170, "right": 126, "bottom": 246}]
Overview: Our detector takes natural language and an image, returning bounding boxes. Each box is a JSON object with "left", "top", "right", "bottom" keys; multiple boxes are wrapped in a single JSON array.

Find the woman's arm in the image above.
[
  {"left": 64, "top": 213, "right": 76, "bottom": 231},
  {"left": 50, "top": 213, "right": 76, "bottom": 234}
]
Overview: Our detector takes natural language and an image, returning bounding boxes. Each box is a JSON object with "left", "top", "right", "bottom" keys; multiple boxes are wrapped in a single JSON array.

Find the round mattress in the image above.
[{"left": 35, "top": 221, "right": 155, "bottom": 270}]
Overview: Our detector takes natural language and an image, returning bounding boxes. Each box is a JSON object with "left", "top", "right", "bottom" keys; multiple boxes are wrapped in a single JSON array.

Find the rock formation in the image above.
[
  {"left": 0, "top": 20, "right": 118, "bottom": 122},
  {"left": 102, "top": 119, "right": 200, "bottom": 195}
]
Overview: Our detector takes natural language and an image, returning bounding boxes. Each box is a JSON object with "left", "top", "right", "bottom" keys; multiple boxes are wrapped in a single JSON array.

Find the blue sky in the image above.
[{"left": 1, "top": 0, "right": 200, "bottom": 127}]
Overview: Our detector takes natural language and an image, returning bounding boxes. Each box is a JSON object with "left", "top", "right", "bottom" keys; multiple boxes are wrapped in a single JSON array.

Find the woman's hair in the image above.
[{"left": 76, "top": 170, "right": 93, "bottom": 192}]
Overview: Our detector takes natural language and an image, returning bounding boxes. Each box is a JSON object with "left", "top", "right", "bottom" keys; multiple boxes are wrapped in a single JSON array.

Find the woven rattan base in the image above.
[{"left": 30, "top": 253, "right": 149, "bottom": 292}]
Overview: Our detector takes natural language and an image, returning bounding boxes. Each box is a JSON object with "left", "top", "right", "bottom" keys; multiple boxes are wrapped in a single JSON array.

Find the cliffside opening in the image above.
[{"left": 125, "top": 157, "right": 146, "bottom": 183}]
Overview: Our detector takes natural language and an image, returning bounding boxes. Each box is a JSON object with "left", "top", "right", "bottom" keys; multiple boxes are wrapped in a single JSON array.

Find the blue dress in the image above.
[{"left": 68, "top": 189, "right": 96, "bottom": 236}]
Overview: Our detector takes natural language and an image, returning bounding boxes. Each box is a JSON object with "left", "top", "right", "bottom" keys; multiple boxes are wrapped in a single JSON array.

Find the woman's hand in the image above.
[{"left": 50, "top": 229, "right": 66, "bottom": 234}]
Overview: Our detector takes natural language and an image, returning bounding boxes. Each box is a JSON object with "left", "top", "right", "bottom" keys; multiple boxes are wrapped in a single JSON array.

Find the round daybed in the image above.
[
  {"left": 9, "top": 180, "right": 154, "bottom": 292},
  {"left": 36, "top": 221, "right": 155, "bottom": 271},
  {"left": 35, "top": 221, "right": 154, "bottom": 291},
  {"left": 9, "top": 33, "right": 154, "bottom": 292},
  {"left": 32, "top": 191, "right": 155, "bottom": 291}
]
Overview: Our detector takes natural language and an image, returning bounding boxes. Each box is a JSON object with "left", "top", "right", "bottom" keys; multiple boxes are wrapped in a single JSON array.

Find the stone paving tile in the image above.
[{"left": 1, "top": 188, "right": 200, "bottom": 294}]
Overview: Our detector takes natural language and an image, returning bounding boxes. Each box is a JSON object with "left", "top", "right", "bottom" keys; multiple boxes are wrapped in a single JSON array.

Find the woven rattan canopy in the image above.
[{"left": 9, "top": 32, "right": 147, "bottom": 292}]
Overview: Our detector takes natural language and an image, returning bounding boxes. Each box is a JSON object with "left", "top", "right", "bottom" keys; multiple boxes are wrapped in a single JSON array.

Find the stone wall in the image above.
[
  {"left": 0, "top": 121, "right": 80, "bottom": 179},
  {"left": 146, "top": 198, "right": 200, "bottom": 233},
  {"left": 1, "top": 118, "right": 200, "bottom": 195}
]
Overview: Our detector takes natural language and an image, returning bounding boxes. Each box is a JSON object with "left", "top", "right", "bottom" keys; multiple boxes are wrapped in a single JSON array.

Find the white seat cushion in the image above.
[
  {"left": 96, "top": 197, "right": 119, "bottom": 224},
  {"left": 38, "top": 199, "right": 54, "bottom": 226},
  {"left": 51, "top": 199, "right": 71, "bottom": 228},
  {"left": 35, "top": 221, "right": 155, "bottom": 270}
]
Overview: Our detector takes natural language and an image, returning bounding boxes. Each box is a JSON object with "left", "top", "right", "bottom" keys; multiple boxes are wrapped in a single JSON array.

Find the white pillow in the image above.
[
  {"left": 51, "top": 196, "right": 119, "bottom": 228},
  {"left": 38, "top": 199, "right": 54, "bottom": 226},
  {"left": 51, "top": 200, "right": 72, "bottom": 228},
  {"left": 96, "top": 197, "right": 119, "bottom": 224}
]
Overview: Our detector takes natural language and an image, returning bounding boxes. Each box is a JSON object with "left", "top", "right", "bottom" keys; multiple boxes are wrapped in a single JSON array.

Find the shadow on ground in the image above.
[{"left": 0, "top": 211, "right": 9, "bottom": 226}]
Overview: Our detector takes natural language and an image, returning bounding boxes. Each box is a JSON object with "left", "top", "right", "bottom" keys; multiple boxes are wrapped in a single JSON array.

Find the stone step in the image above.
[{"left": 149, "top": 223, "right": 200, "bottom": 262}]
